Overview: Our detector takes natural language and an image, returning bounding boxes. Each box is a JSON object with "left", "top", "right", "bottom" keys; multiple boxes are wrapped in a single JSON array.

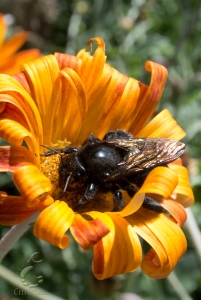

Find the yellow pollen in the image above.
[{"left": 40, "top": 139, "right": 71, "bottom": 197}]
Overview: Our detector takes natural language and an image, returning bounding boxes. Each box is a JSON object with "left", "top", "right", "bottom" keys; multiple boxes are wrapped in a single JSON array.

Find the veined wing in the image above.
[{"left": 106, "top": 138, "right": 185, "bottom": 180}]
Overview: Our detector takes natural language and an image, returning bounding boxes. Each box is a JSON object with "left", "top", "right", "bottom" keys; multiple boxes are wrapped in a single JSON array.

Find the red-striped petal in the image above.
[{"left": 70, "top": 214, "right": 110, "bottom": 250}]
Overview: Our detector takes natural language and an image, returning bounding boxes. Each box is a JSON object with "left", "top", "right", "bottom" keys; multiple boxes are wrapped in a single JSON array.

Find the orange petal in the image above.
[
  {"left": 54, "top": 52, "right": 81, "bottom": 74},
  {"left": 76, "top": 64, "right": 112, "bottom": 142},
  {"left": 0, "top": 193, "right": 53, "bottom": 226},
  {"left": 0, "top": 102, "right": 30, "bottom": 129},
  {"left": 60, "top": 68, "right": 87, "bottom": 121},
  {"left": 91, "top": 69, "right": 140, "bottom": 138},
  {"left": 129, "top": 61, "right": 168, "bottom": 136},
  {"left": 0, "top": 102, "right": 39, "bottom": 154},
  {"left": 127, "top": 208, "right": 187, "bottom": 278},
  {"left": 54, "top": 54, "right": 82, "bottom": 141},
  {"left": 12, "top": 72, "right": 31, "bottom": 94},
  {"left": 0, "top": 146, "right": 38, "bottom": 171},
  {"left": 139, "top": 166, "right": 178, "bottom": 198},
  {"left": 70, "top": 214, "right": 110, "bottom": 250},
  {"left": 105, "top": 76, "right": 140, "bottom": 133},
  {"left": 12, "top": 165, "right": 52, "bottom": 207},
  {"left": 170, "top": 158, "right": 182, "bottom": 166},
  {"left": 34, "top": 200, "right": 74, "bottom": 249},
  {"left": 160, "top": 199, "right": 187, "bottom": 226},
  {"left": 57, "top": 67, "right": 87, "bottom": 142},
  {"left": 0, "top": 75, "right": 43, "bottom": 157},
  {"left": 115, "top": 192, "right": 145, "bottom": 218},
  {"left": 21, "top": 55, "right": 60, "bottom": 145},
  {"left": 113, "top": 166, "right": 178, "bottom": 218},
  {"left": 0, "top": 14, "right": 7, "bottom": 47},
  {"left": 136, "top": 109, "right": 186, "bottom": 140},
  {"left": 88, "top": 211, "right": 142, "bottom": 280},
  {"left": 77, "top": 37, "right": 107, "bottom": 94},
  {"left": 0, "top": 49, "right": 41, "bottom": 75},
  {"left": 0, "top": 32, "right": 28, "bottom": 68},
  {"left": 51, "top": 53, "right": 82, "bottom": 143},
  {"left": 126, "top": 212, "right": 168, "bottom": 270},
  {"left": 0, "top": 118, "right": 38, "bottom": 154},
  {"left": 168, "top": 163, "right": 194, "bottom": 207},
  {"left": 141, "top": 224, "right": 187, "bottom": 278},
  {"left": 43, "top": 76, "right": 63, "bottom": 144}
]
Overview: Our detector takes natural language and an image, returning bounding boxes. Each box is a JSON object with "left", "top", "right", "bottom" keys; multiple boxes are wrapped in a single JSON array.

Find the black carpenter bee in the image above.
[{"left": 42, "top": 129, "right": 185, "bottom": 212}]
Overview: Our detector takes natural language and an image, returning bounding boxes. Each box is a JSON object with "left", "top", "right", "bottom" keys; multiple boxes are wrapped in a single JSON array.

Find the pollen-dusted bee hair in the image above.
[{"left": 42, "top": 129, "right": 185, "bottom": 212}]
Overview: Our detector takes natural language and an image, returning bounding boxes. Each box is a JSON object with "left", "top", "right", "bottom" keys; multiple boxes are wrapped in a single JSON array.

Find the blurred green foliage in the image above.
[{"left": 0, "top": 0, "right": 201, "bottom": 299}]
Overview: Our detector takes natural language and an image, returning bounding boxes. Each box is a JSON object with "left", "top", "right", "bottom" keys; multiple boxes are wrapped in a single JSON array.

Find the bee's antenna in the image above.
[
  {"left": 40, "top": 145, "right": 64, "bottom": 167},
  {"left": 40, "top": 145, "right": 61, "bottom": 155},
  {"left": 63, "top": 172, "right": 72, "bottom": 193}
]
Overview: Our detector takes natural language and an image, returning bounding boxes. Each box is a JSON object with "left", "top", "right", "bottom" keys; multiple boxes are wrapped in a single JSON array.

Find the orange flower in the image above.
[
  {"left": 0, "top": 37, "right": 194, "bottom": 280},
  {"left": 0, "top": 14, "right": 40, "bottom": 75}
]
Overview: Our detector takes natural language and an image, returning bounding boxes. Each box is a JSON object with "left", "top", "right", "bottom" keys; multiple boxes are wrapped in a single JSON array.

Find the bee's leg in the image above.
[
  {"left": 72, "top": 183, "right": 99, "bottom": 210},
  {"left": 84, "top": 183, "right": 99, "bottom": 200},
  {"left": 117, "top": 179, "right": 137, "bottom": 198},
  {"left": 142, "top": 196, "right": 166, "bottom": 213},
  {"left": 111, "top": 185, "right": 125, "bottom": 211},
  {"left": 103, "top": 129, "right": 134, "bottom": 140},
  {"left": 72, "top": 198, "right": 88, "bottom": 211},
  {"left": 41, "top": 145, "right": 78, "bottom": 156},
  {"left": 118, "top": 180, "right": 166, "bottom": 213}
]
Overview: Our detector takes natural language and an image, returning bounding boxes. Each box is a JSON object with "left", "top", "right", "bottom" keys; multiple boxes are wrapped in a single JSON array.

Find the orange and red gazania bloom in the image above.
[
  {"left": 0, "top": 37, "right": 194, "bottom": 280},
  {"left": 0, "top": 14, "right": 40, "bottom": 75}
]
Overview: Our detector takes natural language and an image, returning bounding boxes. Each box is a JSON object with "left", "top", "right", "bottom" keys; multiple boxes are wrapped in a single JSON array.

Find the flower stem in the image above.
[
  {"left": 167, "top": 271, "right": 193, "bottom": 300},
  {"left": 0, "top": 212, "right": 39, "bottom": 262},
  {"left": 0, "top": 264, "right": 65, "bottom": 300},
  {"left": 184, "top": 208, "right": 201, "bottom": 263}
]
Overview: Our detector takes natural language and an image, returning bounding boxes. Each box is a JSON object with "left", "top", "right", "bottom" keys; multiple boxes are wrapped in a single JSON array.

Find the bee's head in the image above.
[{"left": 59, "top": 153, "right": 87, "bottom": 192}]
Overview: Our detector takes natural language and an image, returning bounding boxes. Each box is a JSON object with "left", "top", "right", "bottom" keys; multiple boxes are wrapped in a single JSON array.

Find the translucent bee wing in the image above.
[{"left": 106, "top": 138, "right": 185, "bottom": 180}]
